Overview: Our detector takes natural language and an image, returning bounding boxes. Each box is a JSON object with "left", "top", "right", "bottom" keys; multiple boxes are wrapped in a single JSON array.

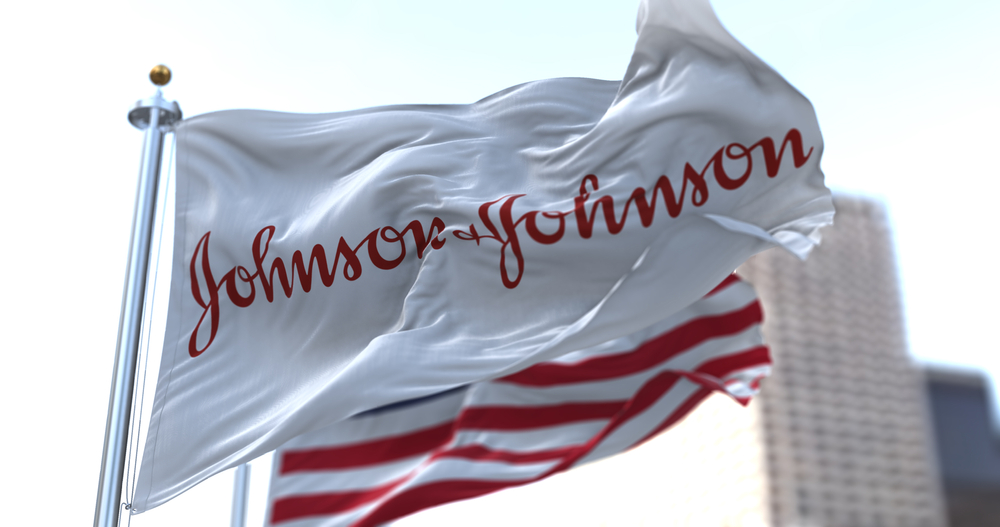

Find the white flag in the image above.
[{"left": 133, "top": 0, "right": 833, "bottom": 512}]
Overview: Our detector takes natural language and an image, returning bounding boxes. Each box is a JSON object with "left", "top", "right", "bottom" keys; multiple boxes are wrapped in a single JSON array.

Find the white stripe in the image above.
[
  {"left": 393, "top": 457, "right": 560, "bottom": 487},
  {"left": 449, "top": 421, "right": 606, "bottom": 453},
  {"left": 271, "top": 457, "right": 424, "bottom": 499}
]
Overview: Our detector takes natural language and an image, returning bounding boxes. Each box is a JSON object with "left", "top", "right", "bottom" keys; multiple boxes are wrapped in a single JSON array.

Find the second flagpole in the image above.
[{"left": 231, "top": 463, "right": 251, "bottom": 527}]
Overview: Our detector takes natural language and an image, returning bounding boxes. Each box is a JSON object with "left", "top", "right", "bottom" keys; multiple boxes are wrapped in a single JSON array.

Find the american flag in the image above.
[{"left": 265, "top": 274, "right": 769, "bottom": 527}]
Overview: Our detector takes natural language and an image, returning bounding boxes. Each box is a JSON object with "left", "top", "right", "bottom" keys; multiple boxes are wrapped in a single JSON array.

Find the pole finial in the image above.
[{"left": 149, "top": 64, "right": 172, "bottom": 86}]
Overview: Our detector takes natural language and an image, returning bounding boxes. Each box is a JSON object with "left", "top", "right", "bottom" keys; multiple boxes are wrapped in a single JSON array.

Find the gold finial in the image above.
[{"left": 149, "top": 64, "right": 172, "bottom": 86}]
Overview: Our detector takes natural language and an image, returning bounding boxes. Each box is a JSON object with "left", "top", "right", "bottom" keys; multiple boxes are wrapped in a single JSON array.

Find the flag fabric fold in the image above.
[
  {"left": 265, "top": 275, "right": 768, "bottom": 527},
  {"left": 133, "top": 0, "right": 833, "bottom": 512}
]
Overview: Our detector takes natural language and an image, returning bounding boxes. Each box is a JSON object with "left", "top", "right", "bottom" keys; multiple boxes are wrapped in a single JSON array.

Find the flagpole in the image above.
[
  {"left": 231, "top": 463, "right": 251, "bottom": 527},
  {"left": 94, "top": 65, "right": 182, "bottom": 527}
]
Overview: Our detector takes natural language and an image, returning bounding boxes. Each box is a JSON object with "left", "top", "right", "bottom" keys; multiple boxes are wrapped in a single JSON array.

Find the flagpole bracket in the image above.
[{"left": 128, "top": 92, "right": 182, "bottom": 130}]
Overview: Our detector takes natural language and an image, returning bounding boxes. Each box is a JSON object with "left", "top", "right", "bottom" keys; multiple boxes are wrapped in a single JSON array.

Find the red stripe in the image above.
[
  {"left": 280, "top": 422, "right": 454, "bottom": 474},
  {"left": 696, "top": 345, "right": 769, "bottom": 379},
  {"left": 706, "top": 273, "right": 740, "bottom": 296},
  {"left": 270, "top": 477, "right": 403, "bottom": 523},
  {"left": 500, "top": 300, "right": 762, "bottom": 386}
]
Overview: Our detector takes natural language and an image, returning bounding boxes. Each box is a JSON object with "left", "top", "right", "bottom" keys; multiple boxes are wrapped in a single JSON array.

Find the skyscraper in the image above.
[{"left": 733, "top": 196, "right": 948, "bottom": 527}]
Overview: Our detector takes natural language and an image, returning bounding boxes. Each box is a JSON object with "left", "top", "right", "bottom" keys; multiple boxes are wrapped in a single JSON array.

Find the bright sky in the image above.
[{"left": 1, "top": 0, "right": 997, "bottom": 525}]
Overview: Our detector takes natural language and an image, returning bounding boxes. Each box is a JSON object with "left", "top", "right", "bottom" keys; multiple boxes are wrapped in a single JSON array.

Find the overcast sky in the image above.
[{"left": 1, "top": 0, "right": 997, "bottom": 525}]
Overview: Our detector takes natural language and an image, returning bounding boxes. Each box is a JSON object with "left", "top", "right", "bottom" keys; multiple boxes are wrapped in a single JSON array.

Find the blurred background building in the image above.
[
  {"left": 924, "top": 367, "right": 1000, "bottom": 526},
  {"left": 736, "top": 196, "right": 947, "bottom": 527}
]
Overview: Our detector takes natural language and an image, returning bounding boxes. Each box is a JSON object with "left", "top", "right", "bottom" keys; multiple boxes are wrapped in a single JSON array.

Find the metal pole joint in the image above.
[{"left": 128, "top": 91, "right": 182, "bottom": 131}]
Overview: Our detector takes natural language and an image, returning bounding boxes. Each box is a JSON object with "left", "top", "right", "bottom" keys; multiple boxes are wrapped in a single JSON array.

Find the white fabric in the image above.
[{"left": 133, "top": 0, "right": 833, "bottom": 512}]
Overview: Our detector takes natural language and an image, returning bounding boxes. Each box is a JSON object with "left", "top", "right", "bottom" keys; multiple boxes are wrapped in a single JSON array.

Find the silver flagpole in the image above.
[
  {"left": 94, "top": 65, "right": 182, "bottom": 527},
  {"left": 231, "top": 463, "right": 251, "bottom": 527}
]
